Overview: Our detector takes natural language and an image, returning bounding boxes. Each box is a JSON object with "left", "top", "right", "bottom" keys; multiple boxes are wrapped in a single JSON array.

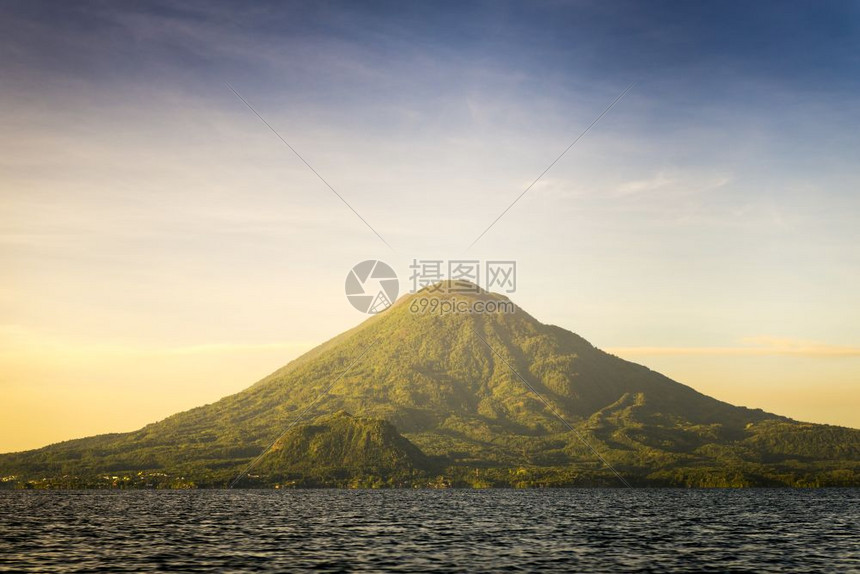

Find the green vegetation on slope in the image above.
[
  {"left": 1, "top": 284, "right": 858, "bottom": 488},
  {"left": 253, "top": 411, "right": 437, "bottom": 488}
]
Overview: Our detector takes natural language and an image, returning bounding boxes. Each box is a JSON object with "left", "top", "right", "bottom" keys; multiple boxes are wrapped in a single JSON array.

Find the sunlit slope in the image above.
[
  {"left": 254, "top": 411, "right": 434, "bottom": 487},
  {"left": 1, "top": 283, "right": 857, "bottom": 486}
]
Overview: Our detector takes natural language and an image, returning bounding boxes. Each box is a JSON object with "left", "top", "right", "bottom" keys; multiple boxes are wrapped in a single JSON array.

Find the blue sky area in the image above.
[{"left": 1, "top": 1, "right": 858, "bottom": 450}]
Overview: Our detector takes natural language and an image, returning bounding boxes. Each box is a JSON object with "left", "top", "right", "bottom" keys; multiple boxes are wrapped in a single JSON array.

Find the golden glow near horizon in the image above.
[
  {"left": 2, "top": 2, "right": 859, "bottom": 452},
  {"left": 0, "top": 328, "right": 317, "bottom": 452},
  {"left": 1, "top": 318, "right": 859, "bottom": 452}
]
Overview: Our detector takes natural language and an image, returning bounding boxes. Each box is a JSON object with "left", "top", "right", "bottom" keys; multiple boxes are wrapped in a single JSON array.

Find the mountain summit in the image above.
[{"left": 2, "top": 284, "right": 858, "bottom": 488}]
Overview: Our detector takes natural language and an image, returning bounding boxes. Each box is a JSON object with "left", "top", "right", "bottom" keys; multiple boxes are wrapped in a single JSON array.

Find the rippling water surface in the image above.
[{"left": 1, "top": 489, "right": 858, "bottom": 572}]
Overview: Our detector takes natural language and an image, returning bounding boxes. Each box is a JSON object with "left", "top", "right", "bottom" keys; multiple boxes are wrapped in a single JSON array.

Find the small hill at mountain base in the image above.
[
  {"left": 255, "top": 411, "right": 436, "bottom": 488},
  {"left": 1, "top": 282, "right": 858, "bottom": 488}
]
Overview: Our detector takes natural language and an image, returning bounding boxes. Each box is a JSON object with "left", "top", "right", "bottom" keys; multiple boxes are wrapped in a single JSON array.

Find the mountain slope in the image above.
[
  {"left": 254, "top": 411, "right": 435, "bottom": 487},
  {"left": 1, "top": 283, "right": 858, "bottom": 488}
]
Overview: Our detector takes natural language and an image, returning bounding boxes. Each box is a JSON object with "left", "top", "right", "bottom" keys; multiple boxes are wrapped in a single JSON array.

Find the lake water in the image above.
[{"left": 1, "top": 489, "right": 857, "bottom": 572}]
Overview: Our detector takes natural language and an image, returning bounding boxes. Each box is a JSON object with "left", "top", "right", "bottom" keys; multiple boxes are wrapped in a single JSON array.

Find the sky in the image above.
[{"left": 1, "top": 0, "right": 859, "bottom": 452}]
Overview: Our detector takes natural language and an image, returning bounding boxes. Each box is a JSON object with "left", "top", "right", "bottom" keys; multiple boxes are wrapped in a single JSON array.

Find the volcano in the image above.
[{"left": 2, "top": 283, "right": 857, "bottom": 488}]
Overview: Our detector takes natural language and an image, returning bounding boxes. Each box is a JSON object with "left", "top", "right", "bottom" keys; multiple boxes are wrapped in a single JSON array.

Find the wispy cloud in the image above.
[
  {"left": 608, "top": 337, "right": 860, "bottom": 358},
  {"left": 614, "top": 170, "right": 732, "bottom": 197},
  {"left": 160, "top": 341, "right": 314, "bottom": 356},
  {"left": 0, "top": 326, "right": 315, "bottom": 358},
  {"left": 616, "top": 171, "right": 675, "bottom": 195}
]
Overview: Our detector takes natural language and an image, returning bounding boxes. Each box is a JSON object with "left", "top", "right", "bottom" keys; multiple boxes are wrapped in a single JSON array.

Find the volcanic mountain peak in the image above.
[{"left": 1, "top": 285, "right": 857, "bottom": 488}]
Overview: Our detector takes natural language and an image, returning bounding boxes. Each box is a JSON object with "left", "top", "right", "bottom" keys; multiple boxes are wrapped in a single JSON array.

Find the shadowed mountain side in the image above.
[
  {"left": 252, "top": 411, "right": 437, "bottom": 487},
  {"left": 1, "top": 283, "right": 858, "bottom": 488}
]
